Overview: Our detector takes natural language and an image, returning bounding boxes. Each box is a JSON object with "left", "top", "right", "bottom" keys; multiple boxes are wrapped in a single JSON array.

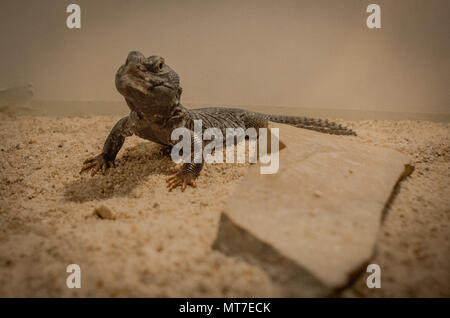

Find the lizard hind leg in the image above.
[{"left": 166, "top": 162, "right": 202, "bottom": 192}]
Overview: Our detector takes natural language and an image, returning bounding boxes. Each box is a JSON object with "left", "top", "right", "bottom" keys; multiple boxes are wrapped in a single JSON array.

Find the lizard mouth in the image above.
[
  {"left": 116, "top": 74, "right": 165, "bottom": 96},
  {"left": 122, "top": 80, "right": 179, "bottom": 106},
  {"left": 150, "top": 82, "right": 177, "bottom": 90}
]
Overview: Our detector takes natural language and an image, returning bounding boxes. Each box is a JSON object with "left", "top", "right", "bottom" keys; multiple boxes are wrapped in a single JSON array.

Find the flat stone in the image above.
[{"left": 213, "top": 123, "right": 413, "bottom": 297}]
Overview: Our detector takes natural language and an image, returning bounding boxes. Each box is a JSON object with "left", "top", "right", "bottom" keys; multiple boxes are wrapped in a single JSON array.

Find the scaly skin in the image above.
[{"left": 81, "top": 51, "right": 357, "bottom": 191}]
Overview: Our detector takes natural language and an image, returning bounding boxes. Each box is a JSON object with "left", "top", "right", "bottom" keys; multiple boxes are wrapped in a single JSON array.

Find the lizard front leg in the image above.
[
  {"left": 80, "top": 116, "right": 133, "bottom": 175},
  {"left": 166, "top": 129, "right": 204, "bottom": 191}
]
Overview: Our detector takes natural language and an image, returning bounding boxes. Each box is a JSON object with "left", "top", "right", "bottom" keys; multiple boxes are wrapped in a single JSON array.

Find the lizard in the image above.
[{"left": 80, "top": 51, "right": 357, "bottom": 191}]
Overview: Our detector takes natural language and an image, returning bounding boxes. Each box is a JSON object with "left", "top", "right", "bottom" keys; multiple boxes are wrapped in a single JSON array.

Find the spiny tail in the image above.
[{"left": 263, "top": 114, "right": 357, "bottom": 136}]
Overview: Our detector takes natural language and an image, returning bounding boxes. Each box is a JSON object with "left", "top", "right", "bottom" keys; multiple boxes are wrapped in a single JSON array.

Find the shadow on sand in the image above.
[{"left": 64, "top": 142, "right": 174, "bottom": 202}]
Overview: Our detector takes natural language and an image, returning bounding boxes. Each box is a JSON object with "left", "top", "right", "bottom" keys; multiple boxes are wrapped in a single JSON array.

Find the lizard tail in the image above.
[{"left": 263, "top": 114, "right": 357, "bottom": 136}]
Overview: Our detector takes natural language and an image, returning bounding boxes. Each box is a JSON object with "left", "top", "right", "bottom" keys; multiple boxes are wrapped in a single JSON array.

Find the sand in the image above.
[{"left": 0, "top": 111, "right": 448, "bottom": 297}]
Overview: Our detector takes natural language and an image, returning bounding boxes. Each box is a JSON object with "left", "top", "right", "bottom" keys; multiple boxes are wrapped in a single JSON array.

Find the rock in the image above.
[
  {"left": 93, "top": 206, "right": 115, "bottom": 220},
  {"left": 213, "top": 123, "right": 413, "bottom": 297}
]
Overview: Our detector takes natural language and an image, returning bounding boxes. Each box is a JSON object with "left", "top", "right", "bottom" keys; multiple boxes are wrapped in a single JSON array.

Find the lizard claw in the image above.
[
  {"left": 166, "top": 171, "right": 197, "bottom": 192},
  {"left": 80, "top": 154, "right": 115, "bottom": 176}
]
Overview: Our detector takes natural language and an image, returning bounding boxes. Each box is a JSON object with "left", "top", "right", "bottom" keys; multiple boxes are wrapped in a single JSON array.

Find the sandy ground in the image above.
[{"left": 0, "top": 112, "right": 448, "bottom": 297}]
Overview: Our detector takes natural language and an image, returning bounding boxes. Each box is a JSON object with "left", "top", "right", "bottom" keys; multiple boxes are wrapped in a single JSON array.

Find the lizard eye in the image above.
[{"left": 158, "top": 62, "right": 164, "bottom": 71}]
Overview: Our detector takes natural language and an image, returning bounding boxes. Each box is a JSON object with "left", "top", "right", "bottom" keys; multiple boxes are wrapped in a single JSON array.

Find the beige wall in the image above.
[{"left": 0, "top": 0, "right": 449, "bottom": 113}]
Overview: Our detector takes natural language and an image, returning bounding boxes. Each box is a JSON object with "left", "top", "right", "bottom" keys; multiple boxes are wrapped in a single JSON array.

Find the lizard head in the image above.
[{"left": 115, "top": 51, "right": 182, "bottom": 112}]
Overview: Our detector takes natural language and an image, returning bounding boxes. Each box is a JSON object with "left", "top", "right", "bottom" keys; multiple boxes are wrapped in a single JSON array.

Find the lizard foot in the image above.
[
  {"left": 80, "top": 154, "right": 115, "bottom": 176},
  {"left": 166, "top": 170, "right": 197, "bottom": 192}
]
